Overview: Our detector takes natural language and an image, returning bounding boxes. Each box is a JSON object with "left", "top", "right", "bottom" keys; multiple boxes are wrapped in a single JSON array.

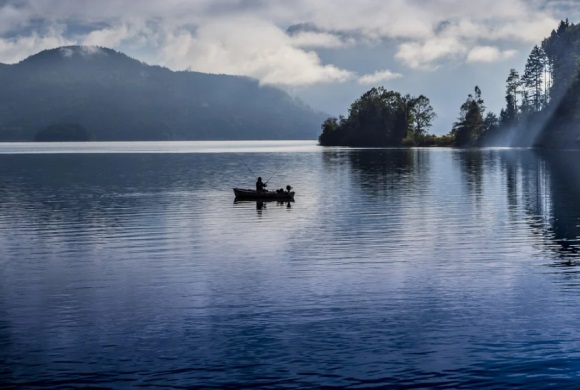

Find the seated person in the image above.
[{"left": 256, "top": 177, "right": 267, "bottom": 192}]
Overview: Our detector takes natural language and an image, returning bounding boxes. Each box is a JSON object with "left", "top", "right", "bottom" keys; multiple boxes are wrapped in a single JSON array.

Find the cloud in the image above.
[
  {"left": 0, "top": 2, "right": 30, "bottom": 34},
  {"left": 289, "top": 31, "right": 354, "bottom": 49},
  {"left": 159, "top": 17, "right": 354, "bottom": 86},
  {"left": 0, "top": 0, "right": 570, "bottom": 80},
  {"left": 395, "top": 37, "right": 468, "bottom": 70},
  {"left": 58, "top": 46, "right": 106, "bottom": 58},
  {"left": 466, "top": 46, "right": 518, "bottom": 63},
  {"left": 83, "top": 23, "right": 136, "bottom": 47},
  {"left": 0, "top": 25, "right": 73, "bottom": 64},
  {"left": 358, "top": 69, "right": 402, "bottom": 85}
]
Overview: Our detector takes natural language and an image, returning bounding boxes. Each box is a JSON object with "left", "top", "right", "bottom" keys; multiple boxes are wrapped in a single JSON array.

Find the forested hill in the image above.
[
  {"left": 535, "top": 21, "right": 580, "bottom": 148},
  {"left": 0, "top": 46, "right": 327, "bottom": 141},
  {"left": 454, "top": 20, "right": 580, "bottom": 149}
]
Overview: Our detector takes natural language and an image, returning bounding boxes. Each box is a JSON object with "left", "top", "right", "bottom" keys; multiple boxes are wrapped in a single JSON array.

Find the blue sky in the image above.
[{"left": 0, "top": 0, "right": 578, "bottom": 134}]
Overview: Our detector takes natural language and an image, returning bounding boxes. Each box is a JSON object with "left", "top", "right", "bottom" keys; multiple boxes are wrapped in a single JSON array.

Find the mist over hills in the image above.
[{"left": 0, "top": 46, "right": 327, "bottom": 141}]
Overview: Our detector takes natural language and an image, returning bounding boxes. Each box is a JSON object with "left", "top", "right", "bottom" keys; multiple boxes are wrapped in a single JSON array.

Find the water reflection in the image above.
[
  {"left": 3, "top": 146, "right": 580, "bottom": 387},
  {"left": 452, "top": 149, "right": 580, "bottom": 262},
  {"left": 453, "top": 150, "right": 486, "bottom": 201},
  {"left": 2, "top": 148, "right": 579, "bottom": 261},
  {"left": 344, "top": 148, "right": 427, "bottom": 193},
  {"left": 233, "top": 199, "right": 293, "bottom": 215},
  {"left": 536, "top": 151, "right": 580, "bottom": 264},
  {"left": 526, "top": 152, "right": 579, "bottom": 259}
]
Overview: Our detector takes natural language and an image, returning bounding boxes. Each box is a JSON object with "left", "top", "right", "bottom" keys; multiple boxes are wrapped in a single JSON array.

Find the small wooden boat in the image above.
[{"left": 233, "top": 188, "right": 295, "bottom": 200}]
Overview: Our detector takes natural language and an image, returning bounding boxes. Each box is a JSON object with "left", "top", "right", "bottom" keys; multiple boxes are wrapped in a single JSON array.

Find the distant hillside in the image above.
[{"left": 0, "top": 46, "right": 327, "bottom": 141}]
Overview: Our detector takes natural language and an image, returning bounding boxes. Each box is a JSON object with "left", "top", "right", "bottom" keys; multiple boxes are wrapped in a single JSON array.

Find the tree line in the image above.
[
  {"left": 320, "top": 19, "right": 580, "bottom": 149},
  {"left": 319, "top": 87, "right": 448, "bottom": 147},
  {"left": 453, "top": 19, "right": 580, "bottom": 147}
]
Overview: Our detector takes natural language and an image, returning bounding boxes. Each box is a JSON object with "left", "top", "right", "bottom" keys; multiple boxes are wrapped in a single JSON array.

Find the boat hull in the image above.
[{"left": 233, "top": 188, "right": 295, "bottom": 200}]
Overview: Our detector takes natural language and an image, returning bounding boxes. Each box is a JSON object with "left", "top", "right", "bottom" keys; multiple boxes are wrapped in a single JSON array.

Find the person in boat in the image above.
[{"left": 256, "top": 177, "right": 267, "bottom": 192}]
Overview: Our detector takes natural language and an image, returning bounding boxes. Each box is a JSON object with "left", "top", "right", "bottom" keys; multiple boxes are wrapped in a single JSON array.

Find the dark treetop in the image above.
[{"left": 318, "top": 87, "right": 441, "bottom": 147}]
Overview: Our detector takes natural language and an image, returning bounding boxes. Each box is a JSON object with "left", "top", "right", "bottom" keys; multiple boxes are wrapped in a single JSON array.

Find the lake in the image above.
[{"left": 1, "top": 141, "right": 580, "bottom": 388}]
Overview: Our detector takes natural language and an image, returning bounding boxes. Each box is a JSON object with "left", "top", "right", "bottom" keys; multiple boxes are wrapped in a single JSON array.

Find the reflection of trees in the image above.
[
  {"left": 453, "top": 150, "right": 486, "bottom": 203},
  {"left": 317, "top": 148, "right": 431, "bottom": 261},
  {"left": 342, "top": 149, "right": 428, "bottom": 195},
  {"left": 537, "top": 151, "right": 580, "bottom": 260},
  {"left": 498, "top": 150, "right": 580, "bottom": 260},
  {"left": 504, "top": 153, "right": 518, "bottom": 217},
  {"left": 453, "top": 149, "right": 580, "bottom": 261}
]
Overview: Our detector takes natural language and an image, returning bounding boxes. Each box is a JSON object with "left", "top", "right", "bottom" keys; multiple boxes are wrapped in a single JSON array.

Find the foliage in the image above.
[
  {"left": 319, "top": 87, "right": 436, "bottom": 147},
  {"left": 542, "top": 19, "right": 580, "bottom": 102},
  {"left": 536, "top": 20, "right": 580, "bottom": 147},
  {"left": 402, "top": 133, "right": 454, "bottom": 147},
  {"left": 429, "top": 134, "right": 455, "bottom": 146},
  {"left": 450, "top": 86, "right": 486, "bottom": 147},
  {"left": 522, "top": 45, "right": 548, "bottom": 112},
  {"left": 466, "top": 19, "right": 580, "bottom": 148},
  {"left": 501, "top": 69, "right": 521, "bottom": 126},
  {"left": 409, "top": 95, "right": 437, "bottom": 140}
]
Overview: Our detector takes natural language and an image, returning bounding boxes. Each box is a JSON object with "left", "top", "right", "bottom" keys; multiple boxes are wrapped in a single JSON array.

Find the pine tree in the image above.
[
  {"left": 503, "top": 69, "right": 520, "bottom": 124},
  {"left": 522, "top": 45, "right": 547, "bottom": 112},
  {"left": 542, "top": 19, "right": 576, "bottom": 102}
]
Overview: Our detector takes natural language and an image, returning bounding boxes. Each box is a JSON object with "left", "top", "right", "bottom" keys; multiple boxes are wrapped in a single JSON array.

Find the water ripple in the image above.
[{"left": 1, "top": 145, "right": 580, "bottom": 388}]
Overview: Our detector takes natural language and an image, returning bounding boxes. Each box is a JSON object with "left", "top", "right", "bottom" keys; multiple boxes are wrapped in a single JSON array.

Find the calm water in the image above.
[{"left": 1, "top": 141, "right": 580, "bottom": 388}]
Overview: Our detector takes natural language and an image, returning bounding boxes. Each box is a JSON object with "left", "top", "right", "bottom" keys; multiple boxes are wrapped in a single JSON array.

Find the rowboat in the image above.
[{"left": 233, "top": 188, "right": 295, "bottom": 200}]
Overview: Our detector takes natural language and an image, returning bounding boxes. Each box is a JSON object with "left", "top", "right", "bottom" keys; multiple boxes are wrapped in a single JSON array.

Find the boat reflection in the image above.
[{"left": 233, "top": 198, "right": 294, "bottom": 210}]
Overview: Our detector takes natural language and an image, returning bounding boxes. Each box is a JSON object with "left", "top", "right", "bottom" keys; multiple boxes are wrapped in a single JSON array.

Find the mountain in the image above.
[{"left": 0, "top": 46, "right": 327, "bottom": 141}]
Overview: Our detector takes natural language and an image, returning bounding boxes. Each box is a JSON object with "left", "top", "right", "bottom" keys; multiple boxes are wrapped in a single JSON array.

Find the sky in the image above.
[{"left": 0, "top": 0, "right": 578, "bottom": 134}]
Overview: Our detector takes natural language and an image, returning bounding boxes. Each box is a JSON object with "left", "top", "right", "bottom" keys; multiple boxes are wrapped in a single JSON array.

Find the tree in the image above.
[
  {"left": 522, "top": 45, "right": 547, "bottom": 112},
  {"left": 474, "top": 85, "right": 485, "bottom": 113},
  {"left": 319, "top": 87, "right": 437, "bottom": 147},
  {"left": 483, "top": 112, "right": 499, "bottom": 134},
  {"left": 492, "top": 20, "right": 580, "bottom": 148},
  {"left": 542, "top": 19, "right": 578, "bottom": 102},
  {"left": 409, "top": 95, "right": 436, "bottom": 140},
  {"left": 318, "top": 117, "right": 340, "bottom": 145},
  {"left": 343, "top": 87, "right": 411, "bottom": 146},
  {"left": 451, "top": 86, "right": 485, "bottom": 146},
  {"left": 519, "top": 89, "right": 533, "bottom": 117},
  {"left": 502, "top": 69, "right": 520, "bottom": 125}
]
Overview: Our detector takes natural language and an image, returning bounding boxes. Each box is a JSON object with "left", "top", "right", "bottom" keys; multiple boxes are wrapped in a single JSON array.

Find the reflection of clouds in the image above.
[
  {"left": 4, "top": 145, "right": 580, "bottom": 385},
  {"left": 1, "top": 146, "right": 578, "bottom": 267}
]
